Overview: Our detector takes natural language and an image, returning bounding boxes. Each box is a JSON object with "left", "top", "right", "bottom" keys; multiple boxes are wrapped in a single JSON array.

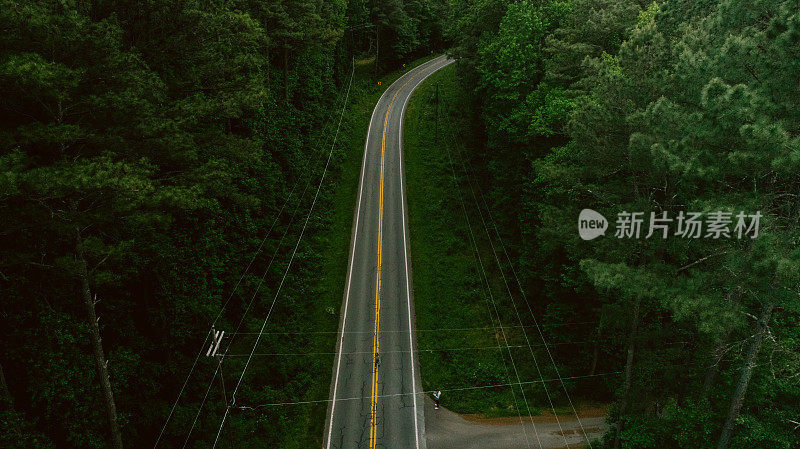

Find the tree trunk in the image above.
[
  {"left": 0, "top": 361, "right": 22, "bottom": 436},
  {"left": 704, "top": 291, "right": 741, "bottom": 399},
  {"left": 702, "top": 330, "right": 730, "bottom": 400},
  {"left": 74, "top": 219, "right": 124, "bottom": 449},
  {"left": 716, "top": 301, "right": 774, "bottom": 449},
  {"left": 590, "top": 326, "right": 602, "bottom": 377},
  {"left": 614, "top": 299, "right": 640, "bottom": 449},
  {"left": 283, "top": 45, "right": 289, "bottom": 101},
  {"left": 0, "top": 361, "right": 12, "bottom": 411}
]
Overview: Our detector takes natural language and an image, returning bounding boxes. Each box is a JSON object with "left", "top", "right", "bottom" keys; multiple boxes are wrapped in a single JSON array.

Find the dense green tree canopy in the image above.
[
  {"left": 447, "top": 0, "right": 800, "bottom": 448},
  {"left": 2, "top": 0, "right": 797, "bottom": 447},
  {"left": 0, "top": 0, "right": 445, "bottom": 447}
]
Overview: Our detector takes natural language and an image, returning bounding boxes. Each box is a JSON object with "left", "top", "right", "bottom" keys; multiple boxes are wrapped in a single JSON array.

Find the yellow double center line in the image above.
[{"left": 369, "top": 72, "right": 419, "bottom": 449}]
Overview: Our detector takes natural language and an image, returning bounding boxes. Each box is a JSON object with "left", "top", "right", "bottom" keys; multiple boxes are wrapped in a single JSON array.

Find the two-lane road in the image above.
[{"left": 324, "top": 56, "right": 452, "bottom": 449}]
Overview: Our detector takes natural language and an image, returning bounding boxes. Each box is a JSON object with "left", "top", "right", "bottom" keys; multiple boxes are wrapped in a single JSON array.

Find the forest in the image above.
[
  {"left": 445, "top": 0, "right": 799, "bottom": 448},
  {"left": 1, "top": 0, "right": 798, "bottom": 448},
  {"left": 0, "top": 0, "right": 446, "bottom": 447}
]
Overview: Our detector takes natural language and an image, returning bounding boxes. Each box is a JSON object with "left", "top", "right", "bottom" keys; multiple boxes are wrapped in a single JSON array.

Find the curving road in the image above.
[{"left": 324, "top": 56, "right": 452, "bottom": 449}]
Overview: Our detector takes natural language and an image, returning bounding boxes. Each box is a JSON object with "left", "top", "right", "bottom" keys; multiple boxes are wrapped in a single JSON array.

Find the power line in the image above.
[
  {"left": 181, "top": 70, "right": 359, "bottom": 442},
  {"left": 221, "top": 340, "right": 598, "bottom": 357},
  {"left": 197, "top": 338, "right": 694, "bottom": 358},
  {"left": 153, "top": 84, "right": 343, "bottom": 449},
  {"left": 218, "top": 337, "right": 694, "bottom": 358},
  {"left": 156, "top": 57, "right": 356, "bottom": 448},
  {"left": 441, "top": 114, "right": 539, "bottom": 449},
  {"left": 232, "top": 371, "right": 623, "bottom": 409},
  {"left": 226, "top": 355, "right": 705, "bottom": 410},
  {"left": 181, "top": 122, "right": 324, "bottom": 446},
  {"left": 451, "top": 139, "right": 571, "bottom": 448},
  {"left": 224, "top": 319, "right": 601, "bottom": 335},
  {"left": 210, "top": 58, "right": 356, "bottom": 449},
  {"left": 454, "top": 140, "right": 595, "bottom": 448}
]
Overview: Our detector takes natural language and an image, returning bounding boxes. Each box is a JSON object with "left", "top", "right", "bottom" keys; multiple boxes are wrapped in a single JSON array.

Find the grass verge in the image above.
[
  {"left": 403, "top": 63, "right": 591, "bottom": 419},
  {"left": 403, "top": 63, "right": 523, "bottom": 416}
]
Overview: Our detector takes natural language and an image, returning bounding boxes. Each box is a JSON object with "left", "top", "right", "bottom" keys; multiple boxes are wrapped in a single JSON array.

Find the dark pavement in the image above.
[{"left": 324, "top": 56, "right": 453, "bottom": 449}]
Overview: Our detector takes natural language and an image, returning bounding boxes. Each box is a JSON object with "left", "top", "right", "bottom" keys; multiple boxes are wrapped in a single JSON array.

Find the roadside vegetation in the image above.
[
  {"left": 404, "top": 63, "right": 605, "bottom": 419},
  {"left": 404, "top": 64, "right": 515, "bottom": 415},
  {"left": 0, "top": 0, "right": 446, "bottom": 446},
  {"left": 2, "top": 0, "right": 797, "bottom": 448},
  {"left": 445, "top": 1, "right": 800, "bottom": 448}
]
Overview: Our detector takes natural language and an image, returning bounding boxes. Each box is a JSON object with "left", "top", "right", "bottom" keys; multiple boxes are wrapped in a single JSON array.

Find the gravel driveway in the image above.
[{"left": 424, "top": 397, "right": 607, "bottom": 449}]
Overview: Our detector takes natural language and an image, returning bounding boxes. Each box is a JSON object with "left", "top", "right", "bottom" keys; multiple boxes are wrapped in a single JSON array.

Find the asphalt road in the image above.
[{"left": 324, "top": 56, "right": 452, "bottom": 449}]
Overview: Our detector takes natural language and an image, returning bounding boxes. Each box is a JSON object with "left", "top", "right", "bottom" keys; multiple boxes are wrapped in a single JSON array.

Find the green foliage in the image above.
[
  {"left": 0, "top": 0, "right": 444, "bottom": 447},
  {"left": 404, "top": 64, "right": 516, "bottom": 414},
  {"left": 448, "top": 0, "right": 800, "bottom": 447},
  {"left": 341, "top": 0, "right": 447, "bottom": 71},
  {"left": 404, "top": 63, "right": 597, "bottom": 418}
]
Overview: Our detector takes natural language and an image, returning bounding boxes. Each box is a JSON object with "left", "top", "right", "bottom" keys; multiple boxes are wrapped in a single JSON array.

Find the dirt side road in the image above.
[{"left": 425, "top": 397, "right": 607, "bottom": 449}]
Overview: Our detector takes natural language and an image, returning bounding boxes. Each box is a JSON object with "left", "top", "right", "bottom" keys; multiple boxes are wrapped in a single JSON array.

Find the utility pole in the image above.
[
  {"left": 217, "top": 357, "right": 227, "bottom": 408},
  {"left": 375, "top": 23, "right": 379, "bottom": 79}
]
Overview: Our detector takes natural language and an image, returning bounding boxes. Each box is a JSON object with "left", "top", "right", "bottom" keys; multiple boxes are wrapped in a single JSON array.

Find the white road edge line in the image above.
[
  {"left": 325, "top": 56, "right": 443, "bottom": 449},
  {"left": 398, "top": 57, "right": 453, "bottom": 449}
]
